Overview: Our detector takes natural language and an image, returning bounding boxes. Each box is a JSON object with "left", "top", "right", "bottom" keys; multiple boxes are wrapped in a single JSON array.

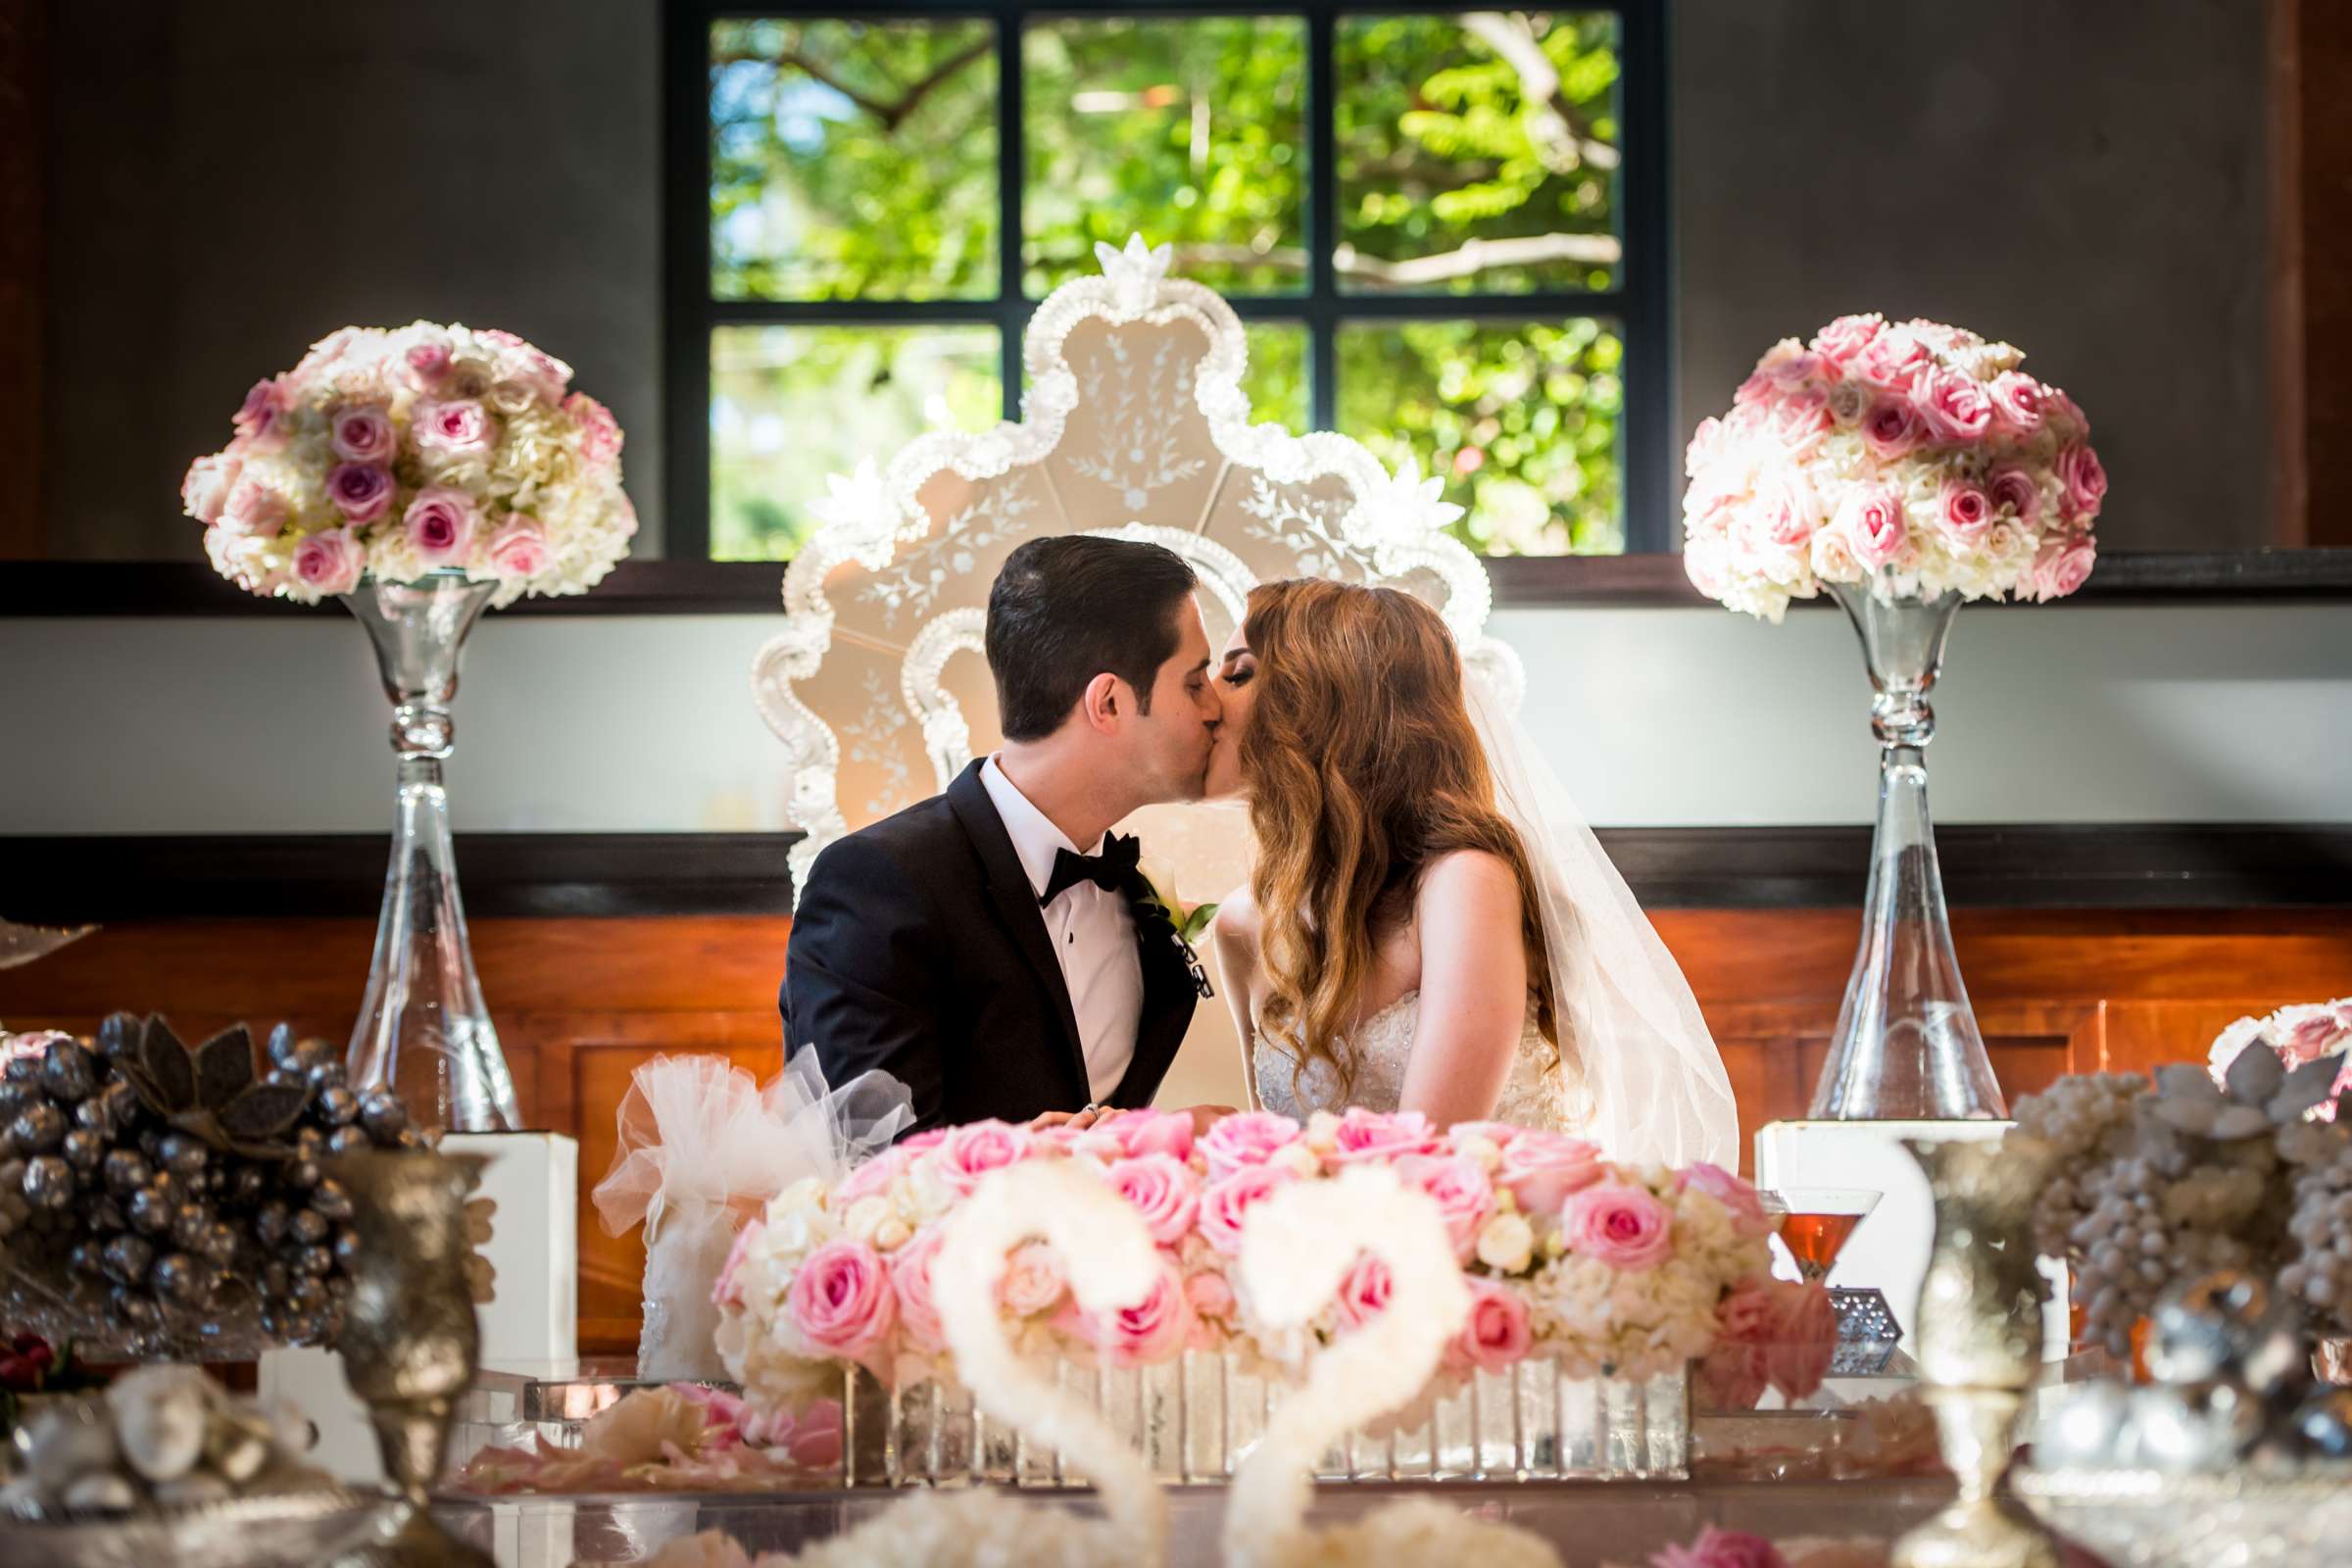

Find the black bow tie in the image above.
[{"left": 1041, "top": 832, "right": 1141, "bottom": 906}]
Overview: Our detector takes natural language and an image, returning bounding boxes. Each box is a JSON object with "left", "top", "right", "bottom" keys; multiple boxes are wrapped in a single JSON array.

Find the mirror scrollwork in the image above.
[{"left": 753, "top": 234, "right": 1525, "bottom": 901}]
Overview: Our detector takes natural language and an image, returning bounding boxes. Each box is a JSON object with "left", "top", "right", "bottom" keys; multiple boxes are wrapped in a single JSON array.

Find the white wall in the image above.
[{"left": 4, "top": 598, "right": 2345, "bottom": 835}]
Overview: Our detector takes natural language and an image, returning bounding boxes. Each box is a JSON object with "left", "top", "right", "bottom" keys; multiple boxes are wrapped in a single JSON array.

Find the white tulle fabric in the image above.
[
  {"left": 591, "top": 1052, "right": 912, "bottom": 1380},
  {"left": 1462, "top": 670, "right": 1740, "bottom": 1168}
]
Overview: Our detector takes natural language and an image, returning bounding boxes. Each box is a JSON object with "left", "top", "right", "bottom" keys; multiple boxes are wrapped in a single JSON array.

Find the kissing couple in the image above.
[{"left": 784, "top": 534, "right": 1735, "bottom": 1164}]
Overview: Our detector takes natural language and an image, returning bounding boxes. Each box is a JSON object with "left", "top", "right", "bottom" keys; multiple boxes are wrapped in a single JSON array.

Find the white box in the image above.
[{"left": 261, "top": 1131, "right": 579, "bottom": 1485}]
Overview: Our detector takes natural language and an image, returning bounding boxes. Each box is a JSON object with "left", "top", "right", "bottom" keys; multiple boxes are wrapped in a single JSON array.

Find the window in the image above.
[{"left": 668, "top": 4, "right": 1668, "bottom": 563}]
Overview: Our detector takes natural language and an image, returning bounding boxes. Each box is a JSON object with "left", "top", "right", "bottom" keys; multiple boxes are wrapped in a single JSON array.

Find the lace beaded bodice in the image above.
[{"left": 1250, "top": 991, "right": 1570, "bottom": 1131}]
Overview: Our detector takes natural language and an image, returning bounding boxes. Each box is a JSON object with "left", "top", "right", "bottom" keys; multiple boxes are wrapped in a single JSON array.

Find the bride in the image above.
[{"left": 1205, "top": 579, "right": 1738, "bottom": 1166}]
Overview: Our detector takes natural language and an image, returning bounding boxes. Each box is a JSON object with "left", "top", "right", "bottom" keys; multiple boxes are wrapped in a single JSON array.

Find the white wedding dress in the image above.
[{"left": 1250, "top": 993, "right": 1576, "bottom": 1134}]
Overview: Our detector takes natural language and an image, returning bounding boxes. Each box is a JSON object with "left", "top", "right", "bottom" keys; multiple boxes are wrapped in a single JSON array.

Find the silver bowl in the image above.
[
  {"left": 0, "top": 1485, "right": 404, "bottom": 1568},
  {"left": 2014, "top": 1464, "right": 2352, "bottom": 1568}
]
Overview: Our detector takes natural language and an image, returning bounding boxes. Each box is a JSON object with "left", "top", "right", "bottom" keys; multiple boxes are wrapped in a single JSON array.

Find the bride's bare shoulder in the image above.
[
  {"left": 1211, "top": 884, "right": 1260, "bottom": 945},
  {"left": 1415, "top": 849, "right": 1522, "bottom": 907}
]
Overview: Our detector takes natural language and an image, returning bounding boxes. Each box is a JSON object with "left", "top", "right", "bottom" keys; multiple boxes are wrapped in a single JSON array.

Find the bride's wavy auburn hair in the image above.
[{"left": 1239, "top": 579, "right": 1557, "bottom": 1095}]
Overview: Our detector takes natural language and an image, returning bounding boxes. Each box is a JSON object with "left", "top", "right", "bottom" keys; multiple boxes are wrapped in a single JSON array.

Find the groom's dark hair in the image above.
[{"left": 986, "top": 535, "right": 1199, "bottom": 741}]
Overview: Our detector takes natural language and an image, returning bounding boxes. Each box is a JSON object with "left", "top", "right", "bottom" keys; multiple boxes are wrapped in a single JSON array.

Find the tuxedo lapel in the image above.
[
  {"left": 945, "top": 761, "right": 1091, "bottom": 1101},
  {"left": 1107, "top": 881, "right": 1201, "bottom": 1109}
]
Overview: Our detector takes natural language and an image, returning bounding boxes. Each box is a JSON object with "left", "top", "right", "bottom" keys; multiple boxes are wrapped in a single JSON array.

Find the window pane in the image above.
[
  {"left": 710, "top": 325, "right": 1003, "bottom": 561},
  {"left": 710, "top": 20, "right": 998, "bottom": 301},
  {"left": 1337, "top": 14, "right": 1621, "bottom": 295},
  {"left": 1244, "top": 322, "right": 1310, "bottom": 430},
  {"left": 1336, "top": 319, "right": 1624, "bottom": 555},
  {"left": 1023, "top": 18, "right": 1307, "bottom": 297}
]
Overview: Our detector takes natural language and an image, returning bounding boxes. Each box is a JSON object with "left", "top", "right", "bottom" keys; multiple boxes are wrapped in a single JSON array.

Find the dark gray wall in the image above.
[
  {"left": 43, "top": 0, "right": 663, "bottom": 558},
  {"left": 41, "top": 0, "right": 2270, "bottom": 557},
  {"left": 1673, "top": 0, "right": 2273, "bottom": 551}
]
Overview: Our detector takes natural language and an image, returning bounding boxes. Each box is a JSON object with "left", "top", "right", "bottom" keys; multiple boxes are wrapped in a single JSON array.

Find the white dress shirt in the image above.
[{"left": 980, "top": 756, "right": 1144, "bottom": 1103}]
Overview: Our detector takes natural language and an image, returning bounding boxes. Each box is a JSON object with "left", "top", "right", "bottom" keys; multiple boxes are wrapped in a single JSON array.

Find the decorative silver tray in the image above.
[
  {"left": 2014, "top": 1465, "right": 2352, "bottom": 1568},
  {"left": 0, "top": 1485, "right": 403, "bottom": 1568}
]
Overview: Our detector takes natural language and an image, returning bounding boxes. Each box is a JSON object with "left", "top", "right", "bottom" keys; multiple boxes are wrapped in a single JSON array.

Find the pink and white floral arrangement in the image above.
[
  {"left": 1682, "top": 315, "right": 2102, "bottom": 622},
  {"left": 2211, "top": 998, "right": 2352, "bottom": 1121},
  {"left": 710, "top": 1106, "right": 1833, "bottom": 1421},
  {"left": 181, "top": 321, "right": 635, "bottom": 606}
]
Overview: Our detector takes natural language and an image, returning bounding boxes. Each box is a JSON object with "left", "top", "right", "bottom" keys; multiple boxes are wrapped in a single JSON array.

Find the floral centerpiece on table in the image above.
[
  {"left": 2005, "top": 1058, "right": 2352, "bottom": 1356},
  {"left": 451, "top": 1383, "right": 842, "bottom": 1494},
  {"left": 2210, "top": 999, "right": 2352, "bottom": 1121},
  {"left": 1681, "top": 315, "right": 2103, "bottom": 622},
  {"left": 180, "top": 321, "right": 635, "bottom": 606},
  {"left": 710, "top": 1107, "right": 1832, "bottom": 1423}
]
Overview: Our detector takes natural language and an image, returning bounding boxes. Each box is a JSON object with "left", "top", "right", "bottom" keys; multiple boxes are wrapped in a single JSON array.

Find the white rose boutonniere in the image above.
[{"left": 1134, "top": 856, "right": 1218, "bottom": 998}]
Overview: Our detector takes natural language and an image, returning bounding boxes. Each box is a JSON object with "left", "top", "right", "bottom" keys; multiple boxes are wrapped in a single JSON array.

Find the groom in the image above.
[{"left": 782, "top": 535, "right": 1223, "bottom": 1133}]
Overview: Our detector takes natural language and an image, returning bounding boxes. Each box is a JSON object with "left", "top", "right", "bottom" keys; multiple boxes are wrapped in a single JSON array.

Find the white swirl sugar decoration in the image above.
[{"left": 1227, "top": 1164, "right": 1560, "bottom": 1568}]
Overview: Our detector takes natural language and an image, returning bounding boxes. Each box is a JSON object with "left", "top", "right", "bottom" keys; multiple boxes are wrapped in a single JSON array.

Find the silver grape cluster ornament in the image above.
[{"left": 0, "top": 1014, "right": 420, "bottom": 1356}]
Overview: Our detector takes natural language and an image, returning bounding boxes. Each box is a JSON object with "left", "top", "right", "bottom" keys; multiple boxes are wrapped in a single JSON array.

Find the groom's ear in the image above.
[{"left": 1079, "top": 669, "right": 1125, "bottom": 734}]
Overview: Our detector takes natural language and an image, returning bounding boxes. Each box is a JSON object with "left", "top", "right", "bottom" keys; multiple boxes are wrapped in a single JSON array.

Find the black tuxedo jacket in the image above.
[{"left": 781, "top": 760, "right": 1199, "bottom": 1134}]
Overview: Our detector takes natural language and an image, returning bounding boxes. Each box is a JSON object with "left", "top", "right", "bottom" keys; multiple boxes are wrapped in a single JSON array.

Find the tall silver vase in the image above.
[
  {"left": 1808, "top": 584, "right": 2004, "bottom": 1121},
  {"left": 342, "top": 573, "right": 520, "bottom": 1134}
]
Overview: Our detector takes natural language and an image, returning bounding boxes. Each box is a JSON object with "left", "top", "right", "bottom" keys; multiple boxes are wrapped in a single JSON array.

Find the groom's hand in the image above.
[{"left": 1029, "top": 1107, "right": 1106, "bottom": 1133}]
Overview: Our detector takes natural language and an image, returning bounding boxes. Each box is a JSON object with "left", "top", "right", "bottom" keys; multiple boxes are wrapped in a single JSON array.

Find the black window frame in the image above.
[{"left": 662, "top": 0, "right": 1674, "bottom": 563}]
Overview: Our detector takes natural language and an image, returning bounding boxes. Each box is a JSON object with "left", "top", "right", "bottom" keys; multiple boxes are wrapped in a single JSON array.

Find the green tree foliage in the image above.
[{"left": 706, "top": 14, "right": 1625, "bottom": 561}]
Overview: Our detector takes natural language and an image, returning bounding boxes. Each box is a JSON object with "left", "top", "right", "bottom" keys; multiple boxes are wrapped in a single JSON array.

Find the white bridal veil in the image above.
[{"left": 1463, "top": 672, "right": 1740, "bottom": 1169}]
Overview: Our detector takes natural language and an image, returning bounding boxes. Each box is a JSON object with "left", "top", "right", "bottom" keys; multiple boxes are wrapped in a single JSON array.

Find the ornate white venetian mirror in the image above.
[{"left": 752, "top": 235, "right": 1522, "bottom": 1103}]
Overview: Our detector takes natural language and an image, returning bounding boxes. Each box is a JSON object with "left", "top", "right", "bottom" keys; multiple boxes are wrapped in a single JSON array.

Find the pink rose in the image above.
[
  {"left": 1810, "top": 313, "right": 1885, "bottom": 368},
  {"left": 415, "top": 397, "right": 498, "bottom": 457},
  {"left": 2031, "top": 536, "right": 2097, "bottom": 602},
  {"left": 889, "top": 1227, "right": 947, "bottom": 1352},
  {"left": 1452, "top": 1277, "right": 1533, "bottom": 1375},
  {"left": 1988, "top": 466, "right": 2040, "bottom": 527},
  {"left": 788, "top": 1239, "right": 897, "bottom": 1361},
  {"left": 327, "top": 462, "right": 395, "bottom": 524},
  {"left": 180, "top": 454, "right": 242, "bottom": 523},
  {"left": 1652, "top": 1526, "right": 1788, "bottom": 1568},
  {"left": 1771, "top": 388, "right": 1833, "bottom": 446},
  {"left": 1715, "top": 1277, "right": 1778, "bottom": 1344},
  {"left": 1683, "top": 416, "right": 1724, "bottom": 475},
  {"left": 1197, "top": 1164, "right": 1295, "bottom": 1255},
  {"left": 1760, "top": 342, "right": 1830, "bottom": 390},
  {"left": 232, "top": 377, "right": 291, "bottom": 449},
  {"left": 1852, "top": 327, "right": 1928, "bottom": 390},
  {"left": 1394, "top": 1152, "right": 1496, "bottom": 1262},
  {"left": 1988, "top": 371, "right": 2045, "bottom": 435},
  {"left": 939, "top": 1120, "right": 1033, "bottom": 1197},
  {"left": 292, "top": 526, "right": 365, "bottom": 594},
  {"left": 1914, "top": 368, "right": 1994, "bottom": 443},
  {"left": 406, "top": 342, "right": 453, "bottom": 389},
  {"left": 2285, "top": 1010, "right": 2352, "bottom": 1060},
  {"left": 1937, "top": 477, "right": 1994, "bottom": 549},
  {"left": 330, "top": 404, "right": 397, "bottom": 465},
  {"left": 1561, "top": 1181, "right": 1675, "bottom": 1271},
  {"left": 1184, "top": 1267, "right": 1236, "bottom": 1322},
  {"left": 2046, "top": 387, "right": 2091, "bottom": 438},
  {"left": 1447, "top": 1120, "right": 1524, "bottom": 1151},
  {"left": 1333, "top": 1251, "right": 1393, "bottom": 1331},
  {"left": 1074, "top": 1259, "right": 1192, "bottom": 1367},
  {"left": 404, "top": 487, "right": 478, "bottom": 565},
  {"left": 1763, "top": 1281, "right": 1838, "bottom": 1402},
  {"left": 1693, "top": 1342, "right": 1769, "bottom": 1412},
  {"left": 1104, "top": 1153, "right": 1200, "bottom": 1247},
  {"left": 899, "top": 1128, "right": 951, "bottom": 1155},
  {"left": 565, "top": 391, "right": 624, "bottom": 467},
  {"left": 1499, "top": 1132, "right": 1605, "bottom": 1217},
  {"left": 832, "top": 1146, "right": 912, "bottom": 1208},
  {"left": 1677, "top": 1162, "right": 1769, "bottom": 1236},
  {"left": 221, "top": 476, "right": 288, "bottom": 538},
  {"left": 1733, "top": 369, "right": 1774, "bottom": 407},
  {"left": 1860, "top": 396, "right": 1926, "bottom": 461},
  {"left": 484, "top": 515, "right": 551, "bottom": 580},
  {"left": 1107, "top": 1107, "right": 1196, "bottom": 1162},
  {"left": 1757, "top": 474, "right": 1823, "bottom": 550},
  {"left": 2057, "top": 442, "right": 2108, "bottom": 520},
  {"left": 1329, "top": 1107, "right": 1440, "bottom": 1164},
  {"left": 1839, "top": 487, "right": 1907, "bottom": 568},
  {"left": 998, "top": 1241, "right": 1067, "bottom": 1316},
  {"left": 1810, "top": 525, "right": 1863, "bottom": 583},
  {"left": 712, "top": 1220, "right": 760, "bottom": 1310}
]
